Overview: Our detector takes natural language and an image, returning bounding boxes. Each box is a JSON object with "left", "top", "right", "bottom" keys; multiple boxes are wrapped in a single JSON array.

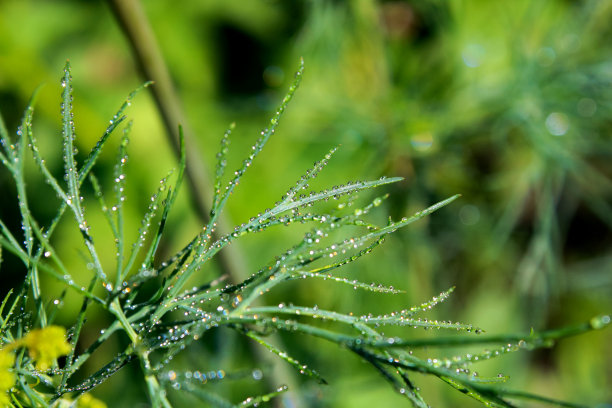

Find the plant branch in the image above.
[
  {"left": 106, "top": 0, "right": 247, "bottom": 284},
  {"left": 106, "top": 2, "right": 304, "bottom": 406}
]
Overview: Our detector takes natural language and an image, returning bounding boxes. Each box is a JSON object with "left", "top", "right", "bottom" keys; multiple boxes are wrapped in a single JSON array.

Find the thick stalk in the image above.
[
  {"left": 106, "top": 2, "right": 304, "bottom": 407},
  {"left": 106, "top": 0, "right": 246, "bottom": 283},
  {"left": 109, "top": 299, "right": 171, "bottom": 407}
]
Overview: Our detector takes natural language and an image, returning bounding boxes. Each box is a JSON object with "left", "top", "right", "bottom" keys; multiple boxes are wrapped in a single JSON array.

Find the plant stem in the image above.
[
  {"left": 106, "top": 2, "right": 304, "bottom": 406},
  {"left": 109, "top": 298, "right": 138, "bottom": 343},
  {"left": 109, "top": 298, "right": 172, "bottom": 407},
  {"left": 106, "top": 0, "right": 247, "bottom": 284},
  {"left": 143, "top": 352, "right": 173, "bottom": 408}
]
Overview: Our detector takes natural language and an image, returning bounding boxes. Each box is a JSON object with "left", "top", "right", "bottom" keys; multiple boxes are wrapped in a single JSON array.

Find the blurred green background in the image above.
[{"left": 1, "top": 0, "right": 611, "bottom": 406}]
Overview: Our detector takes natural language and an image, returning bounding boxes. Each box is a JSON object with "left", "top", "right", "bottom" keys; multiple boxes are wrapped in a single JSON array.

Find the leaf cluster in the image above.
[{"left": 0, "top": 60, "right": 608, "bottom": 408}]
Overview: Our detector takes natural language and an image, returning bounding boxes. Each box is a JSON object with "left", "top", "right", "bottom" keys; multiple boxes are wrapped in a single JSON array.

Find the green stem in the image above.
[
  {"left": 142, "top": 351, "right": 173, "bottom": 408},
  {"left": 109, "top": 298, "right": 138, "bottom": 343},
  {"left": 106, "top": 0, "right": 247, "bottom": 284},
  {"left": 109, "top": 299, "right": 172, "bottom": 407}
]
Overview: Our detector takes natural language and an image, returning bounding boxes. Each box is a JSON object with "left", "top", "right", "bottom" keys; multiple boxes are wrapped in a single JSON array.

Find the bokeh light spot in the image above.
[
  {"left": 462, "top": 44, "right": 485, "bottom": 68},
  {"left": 545, "top": 112, "right": 569, "bottom": 136}
]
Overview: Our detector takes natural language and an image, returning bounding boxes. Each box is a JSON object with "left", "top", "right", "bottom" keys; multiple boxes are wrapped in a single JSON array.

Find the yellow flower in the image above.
[
  {"left": 0, "top": 349, "right": 16, "bottom": 406},
  {"left": 21, "top": 326, "right": 71, "bottom": 371},
  {"left": 76, "top": 393, "right": 107, "bottom": 408}
]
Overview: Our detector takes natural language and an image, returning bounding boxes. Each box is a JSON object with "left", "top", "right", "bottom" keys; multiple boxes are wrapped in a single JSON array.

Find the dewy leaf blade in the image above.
[
  {"left": 142, "top": 126, "right": 187, "bottom": 273},
  {"left": 352, "top": 347, "right": 427, "bottom": 408},
  {"left": 113, "top": 124, "right": 131, "bottom": 286},
  {"left": 352, "top": 194, "right": 461, "bottom": 242},
  {"left": 211, "top": 123, "right": 234, "bottom": 214},
  {"left": 28, "top": 125, "right": 71, "bottom": 206},
  {"left": 245, "top": 177, "right": 403, "bottom": 232},
  {"left": 78, "top": 81, "right": 150, "bottom": 184},
  {"left": 298, "top": 236, "right": 387, "bottom": 276},
  {"left": 60, "top": 275, "right": 100, "bottom": 392},
  {"left": 245, "top": 330, "right": 328, "bottom": 384},
  {"left": 89, "top": 173, "right": 118, "bottom": 238},
  {"left": 0, "top": 117, "right": 9, "bottom": 162},
  {"left": 211, "top": 58, "right": 305, "bottom": 223},
  {"left": 278, "top": 178, "right": 403, "bottom": 214},
  {"left": 58, "top": 61, "right": 107, "bottom": 282},
  {"left": 17, "top": 87, "right": 51, "bottom": 326},
  {"left": 284, "top": 146, "right": 338, "bottom": 203},
  {"left": 290, "top": 271, "right": 404, "bottom": 294},
  {"left": 437, "top": 376, "right": 513, "bottom": 408},
  {"left": 17, "top": 88, "right": 42, "bottom": 256},
  {"left": 61, "top": 60, "right": 80, "bottom": 209},
  {"left": 237, "top": 385, "right": 289, "bottom": 408},
  {"left": 122, "top": 172, "right": 172, "bottom": 281},
  {"left": 177, "top": 382, "right": 233, "bottom": 408},
  {"left": 25, "top": 82, "right": 145, "bottom": 290}
]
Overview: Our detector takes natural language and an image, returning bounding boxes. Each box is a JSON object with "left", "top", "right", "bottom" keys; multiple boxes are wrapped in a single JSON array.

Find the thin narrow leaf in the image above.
[
  {"left": 77, "top": 81, "right": 151, "bottom": 184},
  {"left": 440, "top": 376, "right": 513, "bottom": 408},
  {"left": 291, "top": 271, "right": 404, "bottom": 294},
  {"left": 89, "top": 173, "right": 118, "bottom": 238},
  {"left": 284, "top": 146, "right": 338, "bottom": 203},
  {"left": 210, "top": 58, "right": 304, "bottom": 224},
  {"left": 177, "top": 382, "right": 233, "bottom": 408},
  {"left": 236, "top": 385, "right": 289, "bottom": 408},
  {"left": 60, "top": 275, "right": 100, "bottom": 392},
  {"left": 61, "top": 61, "right": 82, "bottom": 217},
  {"left": 114, "top": 124, "right": 131, "bottom": 286},
  {"left": 352, "top": 347, "right": 429, "bottom": 408},
  {"left": 245, "top": 330, "right": 327, "bottom": 384},
  {"left": 141, "top": 126, "right": 187, "bottom": 273},
  {"left": 16, "top": 88, "right": 41, "bottom": 256},
  {"left": 0, "top": 109, "right": 12, "bottom": 166},
  {"left": 211, "top": 123, "right": 234, "bottom": 215},
  {"left": 121, "top": 172, "right": 172, "bottom": 281}
]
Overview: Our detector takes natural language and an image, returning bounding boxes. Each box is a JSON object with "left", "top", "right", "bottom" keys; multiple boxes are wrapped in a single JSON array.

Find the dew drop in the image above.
[{"left": 590, "top": 315, "right": 611, "bottom": 330}]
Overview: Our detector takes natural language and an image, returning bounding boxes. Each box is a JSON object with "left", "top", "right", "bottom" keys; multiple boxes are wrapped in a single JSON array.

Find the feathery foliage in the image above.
[{"left": 0, "top": 60, "right": 609, "bottom": 408}]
